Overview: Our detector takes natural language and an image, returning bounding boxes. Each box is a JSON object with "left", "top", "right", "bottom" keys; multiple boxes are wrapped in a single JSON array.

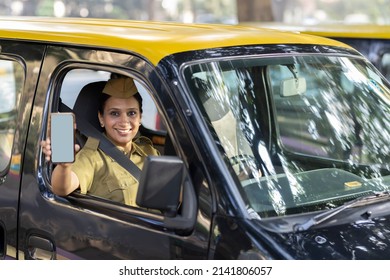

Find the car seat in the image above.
[{"left": 72, "top": 81, "right": 106, "bottom": 146}]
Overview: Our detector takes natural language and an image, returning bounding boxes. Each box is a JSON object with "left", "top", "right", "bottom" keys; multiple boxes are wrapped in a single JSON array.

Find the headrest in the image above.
[{"left": 73, "top": 81, "right": 106, "bottom": 132}]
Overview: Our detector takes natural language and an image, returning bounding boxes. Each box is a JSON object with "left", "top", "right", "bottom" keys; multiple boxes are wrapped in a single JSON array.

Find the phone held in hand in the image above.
[{"left": 50, "top": 112, "right": 75, "bottom": 163}]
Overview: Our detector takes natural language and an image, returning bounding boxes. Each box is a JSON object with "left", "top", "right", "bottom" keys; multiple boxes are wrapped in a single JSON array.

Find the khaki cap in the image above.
[{"left": 102, "top": 77, "right": 138, "bottom": 98}]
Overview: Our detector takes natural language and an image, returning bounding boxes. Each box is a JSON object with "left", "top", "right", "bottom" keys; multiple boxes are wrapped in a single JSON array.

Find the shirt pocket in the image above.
[
  {"left": 102, "top": 180, "right": 125, "bottom": 203},
  {"left": 107, "top": 172, "right": 138, "bottom": 205},
  {"left": 90, "top": 177, "right": 126, "bottom": 204}
]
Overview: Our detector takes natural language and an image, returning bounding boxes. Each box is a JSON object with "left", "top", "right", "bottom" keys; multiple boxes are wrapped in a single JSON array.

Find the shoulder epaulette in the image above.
[
  {"left": 84, "top": 137, "right": 100, "bottom": 151},
  {"left": 135, "top": 136, "right": 153, "bottom": 146}
]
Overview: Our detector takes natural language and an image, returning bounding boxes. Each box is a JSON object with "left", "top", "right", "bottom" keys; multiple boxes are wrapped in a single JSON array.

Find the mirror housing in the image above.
[
  {"left": 70, "top": 155, "right": 196, "bottom": 232},
  {"left": 136, "top": 156, "right": 184, "bottom": 216}
]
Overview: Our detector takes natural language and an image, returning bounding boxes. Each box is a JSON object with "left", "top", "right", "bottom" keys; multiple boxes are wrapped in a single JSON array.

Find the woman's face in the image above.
[{"left": 98, "top": 96, "right": 141, "bottom": 149}]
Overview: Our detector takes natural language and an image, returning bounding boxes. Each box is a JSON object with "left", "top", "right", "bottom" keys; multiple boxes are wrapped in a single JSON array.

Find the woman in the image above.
[{"left": 41, "top": 77, "right": 160, "bottom": 206}]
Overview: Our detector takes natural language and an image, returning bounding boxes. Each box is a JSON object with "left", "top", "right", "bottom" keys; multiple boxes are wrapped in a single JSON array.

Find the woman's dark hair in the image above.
[{"left": 98, "top": 91, "right": 143, "bottom": 114}]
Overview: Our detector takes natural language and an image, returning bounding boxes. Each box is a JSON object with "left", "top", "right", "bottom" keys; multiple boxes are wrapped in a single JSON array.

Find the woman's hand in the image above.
[{"left": 40, "top": 138, "right": 80, "bottom": 164}]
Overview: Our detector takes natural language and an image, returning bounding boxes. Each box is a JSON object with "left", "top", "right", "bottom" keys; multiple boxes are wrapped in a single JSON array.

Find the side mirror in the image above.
[
  {"left": 136, "top": 156, "right": 184, "bottom": 216},
  {"left": 68, "top": 155, "right": 197, "bottom": 232}
]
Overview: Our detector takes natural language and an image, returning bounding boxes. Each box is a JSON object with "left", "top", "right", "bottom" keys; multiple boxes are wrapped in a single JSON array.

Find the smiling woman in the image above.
[
  {"left": 97, "top": 77, "right": 143, "bottom": 152},
  {"left": 41, "top": 76, "right": 161, "bottom": 206}
]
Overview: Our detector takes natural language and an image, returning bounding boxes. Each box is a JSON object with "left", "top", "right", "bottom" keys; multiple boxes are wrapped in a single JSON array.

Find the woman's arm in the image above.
[{"left": 41, "top": 138, "right": 80, "bottom": 196}]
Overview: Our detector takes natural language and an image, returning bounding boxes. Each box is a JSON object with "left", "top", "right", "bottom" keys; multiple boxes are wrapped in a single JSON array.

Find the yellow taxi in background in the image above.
[
  {"left": 1, "top": 17, "right": 390, "bottom": 260},
  {"left": 242, "top": 22, "right": 390, "bottom": 80}
]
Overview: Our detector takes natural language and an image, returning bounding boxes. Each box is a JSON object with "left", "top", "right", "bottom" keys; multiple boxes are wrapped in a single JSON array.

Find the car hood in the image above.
[{"left": 259, "top": 215, "right": 390, "bottom": 259}]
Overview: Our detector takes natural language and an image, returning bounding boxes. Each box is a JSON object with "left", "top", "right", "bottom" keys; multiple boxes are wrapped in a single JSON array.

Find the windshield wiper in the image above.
[{"left": 293, "top": 191, "right": 390, "bottom": 232}]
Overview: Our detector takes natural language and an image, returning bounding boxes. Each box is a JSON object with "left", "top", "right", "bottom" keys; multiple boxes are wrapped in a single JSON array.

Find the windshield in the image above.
[{"left": 183, "top": 53, "right": 390, "bottom": 218}]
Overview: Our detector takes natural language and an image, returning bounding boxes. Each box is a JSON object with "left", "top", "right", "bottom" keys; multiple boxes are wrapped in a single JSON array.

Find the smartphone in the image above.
[{"left": 50, "top": 112, "right": 75, "bottom": 163}]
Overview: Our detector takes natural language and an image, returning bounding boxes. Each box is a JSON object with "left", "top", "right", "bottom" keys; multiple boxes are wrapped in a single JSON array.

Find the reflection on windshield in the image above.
[{"left": 184, "top": 54, "right": 390, "bottom": 218}]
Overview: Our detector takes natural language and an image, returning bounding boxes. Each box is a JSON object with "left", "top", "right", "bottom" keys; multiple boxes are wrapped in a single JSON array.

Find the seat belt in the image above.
[{"left": 59, "top": 103, "right": 142, "bottom": 181}]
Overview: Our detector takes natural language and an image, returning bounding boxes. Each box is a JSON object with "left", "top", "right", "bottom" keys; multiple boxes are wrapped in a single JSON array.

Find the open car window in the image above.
[
  {"left": 60, "top": 69, "right": 164, "bottom": 132},
  {"left": 46, "top": 68, "right": 171, "bottom": 210}
]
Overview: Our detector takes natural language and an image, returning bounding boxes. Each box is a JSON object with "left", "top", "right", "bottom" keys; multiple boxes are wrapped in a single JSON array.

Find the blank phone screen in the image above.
[{"left": 51, "top": 113, "right": 75, "bottom": 163}]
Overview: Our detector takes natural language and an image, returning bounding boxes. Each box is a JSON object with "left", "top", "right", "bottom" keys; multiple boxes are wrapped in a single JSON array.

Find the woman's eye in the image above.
[
  {"left": 127, "top": 111, "right": 137, "bottom": 117},
  {"left": 110, "top": 111, "right": 119, "bottom": 116}
]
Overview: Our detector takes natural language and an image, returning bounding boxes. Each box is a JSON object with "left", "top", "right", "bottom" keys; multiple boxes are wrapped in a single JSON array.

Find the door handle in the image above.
[{"left": 27, "top": 235, "right": 55, "bottom": 260}]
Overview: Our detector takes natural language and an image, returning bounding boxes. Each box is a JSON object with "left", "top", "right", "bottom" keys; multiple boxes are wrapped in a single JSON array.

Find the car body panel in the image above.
[
  {"left": 242, "top": 22, "right": 390, "bottom": 39},
  {"left": 0, "top": 17, "right": 350, "bottom": 66},
  {"left": 256, "top": 210, "right": 390, "bottom": 260}
]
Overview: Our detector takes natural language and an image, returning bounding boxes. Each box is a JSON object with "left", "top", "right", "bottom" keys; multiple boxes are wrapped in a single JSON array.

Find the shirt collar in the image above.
[{"left": 116, "top": 141, "right": 146, "bottom": 157}]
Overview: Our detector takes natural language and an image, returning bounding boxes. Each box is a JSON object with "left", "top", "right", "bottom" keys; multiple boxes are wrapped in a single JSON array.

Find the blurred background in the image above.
[{"left": 1, "top": 0, "right": 390, "bottom": 25}]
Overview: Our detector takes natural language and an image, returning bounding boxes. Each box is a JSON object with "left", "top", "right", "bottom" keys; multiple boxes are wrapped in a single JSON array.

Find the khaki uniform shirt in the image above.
[{"left": 72, "top": 136, "right": 160, "bottom": 206}]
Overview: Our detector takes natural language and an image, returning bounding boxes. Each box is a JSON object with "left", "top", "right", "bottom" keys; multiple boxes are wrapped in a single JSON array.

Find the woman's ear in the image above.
[{"left": 98, "top": 112, "right": 104, "bottom": 127}]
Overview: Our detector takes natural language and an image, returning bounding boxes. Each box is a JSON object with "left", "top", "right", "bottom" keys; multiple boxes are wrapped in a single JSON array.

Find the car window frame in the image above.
[
  {"left": 40, "top": 62, "right": 174, "bottom": 221},
  {"left": 0, "top": 56, "right": 25, "bottom": 177}
]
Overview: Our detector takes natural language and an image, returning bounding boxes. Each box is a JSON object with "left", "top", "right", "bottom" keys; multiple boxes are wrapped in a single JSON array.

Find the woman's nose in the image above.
[{"left": 119, "top": 113, "right": 131, "bottom": 124}]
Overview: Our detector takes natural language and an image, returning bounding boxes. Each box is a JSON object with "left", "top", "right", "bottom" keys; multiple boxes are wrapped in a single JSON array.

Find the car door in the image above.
[
  {"left": 18, "top": 45, "right": 212, "bottom": 259},
  {"left": 0, "top": 40, "right": 45, "bottom": 259}
]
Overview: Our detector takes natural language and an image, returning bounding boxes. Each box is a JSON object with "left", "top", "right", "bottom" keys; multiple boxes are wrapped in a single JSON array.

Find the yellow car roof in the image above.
[
  {"left": 0, "top": 17, "right": 352, "bottom": 65},
  {"left": 243, "top": 22, "right": 390, "bottom": 39}
]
